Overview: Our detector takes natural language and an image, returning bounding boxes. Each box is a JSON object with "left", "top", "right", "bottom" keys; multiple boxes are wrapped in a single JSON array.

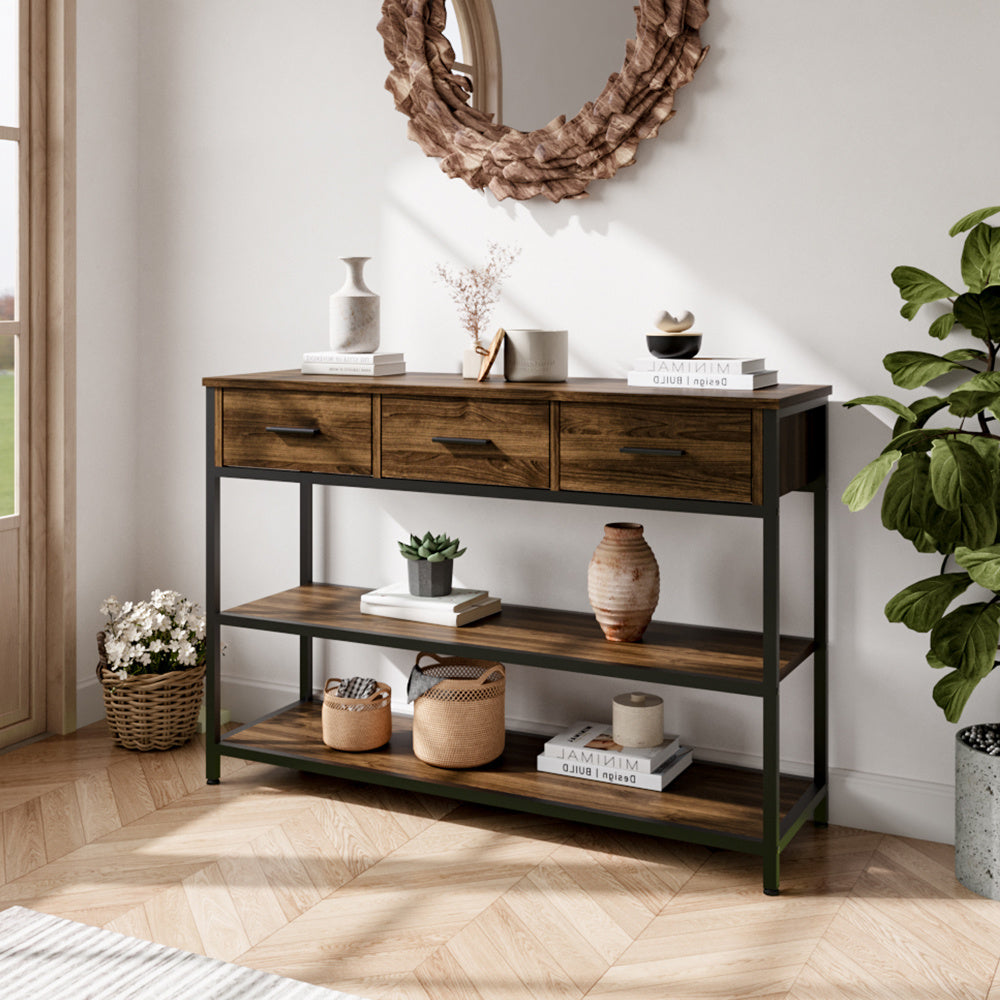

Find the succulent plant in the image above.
[{"left": 398, "top": 531, "right": 466, "bottom": 563}]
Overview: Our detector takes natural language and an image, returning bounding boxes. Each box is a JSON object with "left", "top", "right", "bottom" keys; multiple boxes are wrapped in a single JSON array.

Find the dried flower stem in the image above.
[{"left": 435, "top": 242, "right": 520, "bottom": 346}]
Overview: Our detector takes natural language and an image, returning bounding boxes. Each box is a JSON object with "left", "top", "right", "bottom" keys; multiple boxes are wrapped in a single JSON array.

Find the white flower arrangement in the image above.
[{"left": 100, "top": 589, "right": 206, "bottom": 679}]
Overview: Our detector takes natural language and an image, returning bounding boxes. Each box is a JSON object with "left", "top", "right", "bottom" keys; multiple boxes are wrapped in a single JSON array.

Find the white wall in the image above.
[
  {"left": 76, "top": 0, "right": 1000, "bottom": 843},
  {"left": 76, "top": 0, "right": 141, "bottom": 724}
]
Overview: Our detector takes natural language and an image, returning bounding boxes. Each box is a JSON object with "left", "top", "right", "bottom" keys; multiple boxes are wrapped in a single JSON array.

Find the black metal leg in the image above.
[
  {"left": 762, "top": 410, "right": 781, "bottom": 894},
  {"left": 813, "top": 407, "right": 830, "bottom": 826},
  {"left": 206, "top": 389, "right": 221, "bottom": 784},
  {"left": 300, "top": 483, "right": 314, "bottom": 702}
]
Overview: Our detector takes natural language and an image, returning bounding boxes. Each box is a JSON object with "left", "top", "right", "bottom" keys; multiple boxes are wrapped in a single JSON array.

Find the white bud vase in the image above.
[{"left": 329, "top": 256, "right": 380, "bottom": 353}]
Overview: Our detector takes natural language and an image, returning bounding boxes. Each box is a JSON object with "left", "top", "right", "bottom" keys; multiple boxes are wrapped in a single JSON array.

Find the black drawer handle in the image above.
[
  {"left": 620, "top": 446, "right": 685, "bottom": 457},
  {"left": 432, "top": 436, "right": 492, "bottom": 446},
  {"left": 265, "top": 425, "right": 320, "bottom": 436}
]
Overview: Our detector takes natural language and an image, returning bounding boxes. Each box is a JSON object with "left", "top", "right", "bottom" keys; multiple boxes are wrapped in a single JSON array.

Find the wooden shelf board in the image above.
[
  {"left": 220, "top": 705, "right": 811, "bottom": 842},
  {"left": 222, "top": 584, "right": 815, "bottom": 690}
]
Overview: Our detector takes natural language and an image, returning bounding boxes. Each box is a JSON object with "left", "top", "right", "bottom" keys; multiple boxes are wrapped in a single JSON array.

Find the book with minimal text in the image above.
[
  {"left": 631, "top": 356, "right": 766, "bottom": 374},
  {"left": 536, "top": 745, "right": 693, "bottom": 791},
  {"left": 542, "top": 720, "right": 680, "bottom": 773},
  {"left": 360, "top": 584, "right": 490, "bottom": 613},
  {"left": 303, "top": 351, "right": 405, "bottom": 364},
  {"left": 627, "top": 369, "right": 778, "bottom": 390},
  {"left": 302, "top": 361, "right": 406, "bottom": 376},
  {"left": 359, "top": 593, "right": 501, "bottom": 626}
]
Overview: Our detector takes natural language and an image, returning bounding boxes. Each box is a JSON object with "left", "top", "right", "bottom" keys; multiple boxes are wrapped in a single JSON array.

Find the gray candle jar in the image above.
[{"left": 503, "top": 329, "right": 568, "bottom": 382}]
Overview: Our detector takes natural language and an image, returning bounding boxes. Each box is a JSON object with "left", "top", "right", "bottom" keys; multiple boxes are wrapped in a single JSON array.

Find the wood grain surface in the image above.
[
  {"left": 223, "top": 705, "right": 809, "bottom": 841},
  {"left": 223, "top": 584, "right": 814, "bottom": 688},
  {"left": 204, "top": 372, "right": 832, "bottom": 412},
  {"left": 221, "top": 389, "right": 372, "bottom": 475},
  {"left": 380, "top": 396, "right": 550, "bottom": 489},
  {"left": 559, "top": 402, "right": 753, "bottom": 502}
]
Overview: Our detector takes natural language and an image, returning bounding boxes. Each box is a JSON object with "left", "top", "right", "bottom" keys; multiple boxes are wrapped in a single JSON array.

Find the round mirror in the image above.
[
  {"left": 447, "top": 0, "right": 640, "bottom": 133},
  {"left": 379, "top": 0, "right": 710, "bottom": 202}
]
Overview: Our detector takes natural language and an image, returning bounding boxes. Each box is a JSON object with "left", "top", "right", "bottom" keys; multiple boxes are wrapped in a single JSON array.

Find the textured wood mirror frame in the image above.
[{"left": 377, "top": 0, "right": 710, "bottom": 203}]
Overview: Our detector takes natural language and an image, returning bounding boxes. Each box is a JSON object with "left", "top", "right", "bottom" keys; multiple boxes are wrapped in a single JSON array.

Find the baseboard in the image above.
[{"left": 75, "top": 675, "right": 956, "bottom": 845}]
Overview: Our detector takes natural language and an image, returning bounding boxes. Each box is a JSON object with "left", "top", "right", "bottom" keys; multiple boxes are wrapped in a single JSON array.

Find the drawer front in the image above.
[
  {"left": 221, "top": 390, "right": 372, "bottom": 474},
  {"left": 559, "top": 403, "right": 753, "bottom": 502},
  {"left": 381, "top": 398, "right": 550, "bottom": 489}
]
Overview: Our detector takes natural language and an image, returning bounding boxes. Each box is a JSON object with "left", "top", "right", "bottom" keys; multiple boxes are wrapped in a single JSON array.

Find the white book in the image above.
[
  {"left": 360, "top": 584, "right": 489, "bottom": 613},
  {"left": 627, "top": 369, "right": 778, "bottom": 390},
  {"left": 359, "top": 593, "right": 501, "bottom": 626},
  {"left": 543, "top": 720, "right": 680, "bottom": 773},
  {"left": 632, "top": 356, "right": 766, "bottom": 374},
  {"left": 302, "top": 361, "right": 407, "bottom": 376},
  {"left": 303, "top": 351, "right": 404, "bottom": 364},
  {"left": 536, "top": 746, "right": 693, "bottom": 791}
]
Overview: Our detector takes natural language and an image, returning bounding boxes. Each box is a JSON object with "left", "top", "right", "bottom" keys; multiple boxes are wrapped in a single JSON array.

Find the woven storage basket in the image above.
[
  {"left": 411, "top": 651, "right": 506, "bottom": 768},
  {"left": 96, "top": 631, "right": 205, "bottom": 751},
  {"left": 322, "top": 678, "right": 392, "bottom": 751}
]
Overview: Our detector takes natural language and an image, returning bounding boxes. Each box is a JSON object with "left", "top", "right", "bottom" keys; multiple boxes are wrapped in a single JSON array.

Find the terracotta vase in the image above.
[{"left": 587, "top": 522, "right": 659, "bottom": 642}]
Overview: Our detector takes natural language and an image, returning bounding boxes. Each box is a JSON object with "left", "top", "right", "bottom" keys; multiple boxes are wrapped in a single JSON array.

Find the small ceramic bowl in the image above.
[{"left": 646, "top": 332, "right": 702, "bottom": 359}]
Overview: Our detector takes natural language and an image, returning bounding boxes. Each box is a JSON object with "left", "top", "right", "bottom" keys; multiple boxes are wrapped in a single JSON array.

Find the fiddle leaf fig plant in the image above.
[{"left": 843, "top": 204, "right": 1000, "bottom": 723}]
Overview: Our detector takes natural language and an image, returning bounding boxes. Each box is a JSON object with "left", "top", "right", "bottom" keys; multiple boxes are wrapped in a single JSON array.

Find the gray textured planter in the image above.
[
  {"left": 955, "top": 726, "right": 1000, "bottom": 900},
  {"left": 407, "top": 558, "right": 453, "bottom": 597}
]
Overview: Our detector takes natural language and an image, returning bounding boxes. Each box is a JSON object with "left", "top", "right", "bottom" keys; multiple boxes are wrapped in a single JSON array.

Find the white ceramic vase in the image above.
[{"left": 329, "top": 256, "right": 380, "bottom": 353}]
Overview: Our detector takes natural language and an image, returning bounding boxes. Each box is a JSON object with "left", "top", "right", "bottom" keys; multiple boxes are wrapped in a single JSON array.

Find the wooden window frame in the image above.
[{"left": 24, "top": 0, "right": 76, "bottom": 736}]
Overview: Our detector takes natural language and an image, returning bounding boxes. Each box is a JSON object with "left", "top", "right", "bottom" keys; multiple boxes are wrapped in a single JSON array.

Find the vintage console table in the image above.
[{"left": 202, "top": 371, "right": 831, "bottom": 894}]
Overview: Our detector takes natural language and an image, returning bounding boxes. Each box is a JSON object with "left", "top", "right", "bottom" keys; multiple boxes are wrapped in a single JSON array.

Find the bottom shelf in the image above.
[{"left": 218, "top": 703, "right": 818, "bottom": 852}]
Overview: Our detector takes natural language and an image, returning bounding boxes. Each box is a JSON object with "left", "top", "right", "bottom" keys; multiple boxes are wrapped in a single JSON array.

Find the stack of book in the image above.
[
  {"left": 359, "top": 583, "right": 501, "bottom": 626},
  {"left": 536, "top": 720, "right": 693, "bottom": 791},
  {"left": 302, "top": 351, "right": 406, "bottom": 376},
  {"left": 627, "top": 356, "right": 777, "bottom": 391}
]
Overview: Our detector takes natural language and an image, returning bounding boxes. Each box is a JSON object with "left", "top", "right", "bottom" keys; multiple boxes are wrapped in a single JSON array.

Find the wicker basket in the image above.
[
  {"left": 411, "top": 651, "right": 506, "bottom": 768},
  {"left": 321, "top": 678, "right": 392, "bottom": 751},
  {"left": 96, "top": 632, "right": 205, "bottom": 751}
]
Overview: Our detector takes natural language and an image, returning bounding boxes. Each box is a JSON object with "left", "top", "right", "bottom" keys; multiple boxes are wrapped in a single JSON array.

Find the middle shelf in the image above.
[{"left": 221, "top": 583, "right": 815, "bottom": 694}]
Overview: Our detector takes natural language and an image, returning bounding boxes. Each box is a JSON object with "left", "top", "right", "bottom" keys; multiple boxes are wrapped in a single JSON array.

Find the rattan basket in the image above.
[
  {"left": 96, "top": 632, "right": 205, "bottom": 751},
  {"left": 321, "top": 678, "right": 392, "bottom": 751},
  {"left": 411, "top": 651, "right": 506, "bottom": 768}
]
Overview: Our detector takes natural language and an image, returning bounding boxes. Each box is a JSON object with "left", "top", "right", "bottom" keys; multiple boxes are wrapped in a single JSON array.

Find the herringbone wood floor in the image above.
[{"left": 2, "top": 723, "right": 1000, "bottom": 999}]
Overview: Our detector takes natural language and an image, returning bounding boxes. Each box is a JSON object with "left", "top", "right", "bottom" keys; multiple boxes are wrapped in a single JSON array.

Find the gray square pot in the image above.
[{"left": 407, "top": 559, "right": 453, "bottom": 597}]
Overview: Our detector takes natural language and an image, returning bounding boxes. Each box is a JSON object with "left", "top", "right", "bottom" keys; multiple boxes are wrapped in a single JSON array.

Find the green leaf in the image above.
[
  {"left": 950, "top": 205, "right": 1000, "bottom": 236},
  {"left": 946, "top": 389, "right": 1000, "bottom": 418},
  {"left": 929, "top": 438, "right": 992, "bottom": 510},
  {"left": 885, "top": 427, "right": 951, "bottom": 455},
  {"left": 965, "top": 371, "right": 1000, "bottom": 392},
  {"left": 883, "top": 351, "right": 963, "bottom": 388},
  {"left": 933, "top": 670, "right": 985, "bottom": 723},
  {"left": 961, "top": 223, "right": 1000, "bottom": 293},
  {"left": 928, "top": 501, "right": 997, "bottom": 552},
  {"left": 955, "top": 545, "right": 1000, "bottom": 591},
  {"left": 841, "top": 450, "right": 901, "bottom": 511},
  {"left": 927, "top": 648, "right": 950, "bottom": 670},
  {"left": 954, "top": 287, "right": 1000, "bottom": 341},
  {"left": 881, "top": 453, "right": 934, "bottom": 548},
  {"left": 930, "top": 313, "right": 957, "bottom": 340},
  {"left": 843, "top": 395, "right": 917, "bottom": 422},
  {"left": 891, "top": 396, "right": 949, "bottom": 438},
  {"left": 885, "top": 573, "right": 973, "bottom": 632},
  {"left": 892, "top": 266, "right": 959, "bottom": 319},
  {"left": 943, "top": 347, "right": 988, "bottom": 362},
  {"left": 930, "top": 601, "right": 1000, "bottom": 679},
  {"left": 426, "top": 552, "right": 446, "bottom": 562}
]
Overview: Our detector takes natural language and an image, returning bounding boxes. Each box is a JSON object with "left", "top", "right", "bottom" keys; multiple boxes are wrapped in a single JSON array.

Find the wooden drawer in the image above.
[
  {"left": 381, "top": 397, "right": 550, "bottom": 489},
  {"left": 220, "top": 390, "right": 372, "bottom": 474},
  {"left": 559, "top": 402, "right": 753, "bottom": 502}
]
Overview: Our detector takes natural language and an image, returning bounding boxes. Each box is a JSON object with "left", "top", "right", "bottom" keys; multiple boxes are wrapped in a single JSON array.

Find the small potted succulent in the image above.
[{"left": 398, "top": 531, "right": 466, "bottom": 596}]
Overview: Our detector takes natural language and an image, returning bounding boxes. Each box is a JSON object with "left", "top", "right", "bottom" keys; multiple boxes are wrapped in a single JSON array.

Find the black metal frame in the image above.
[{"left": 204, "top": 388, "right": 829, "bottom": 894}]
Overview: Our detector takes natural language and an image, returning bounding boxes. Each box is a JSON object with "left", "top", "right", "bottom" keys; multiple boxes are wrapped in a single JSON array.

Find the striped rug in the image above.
[{"left": 0, "top": 906, "right": 368, "bottom": 999}]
